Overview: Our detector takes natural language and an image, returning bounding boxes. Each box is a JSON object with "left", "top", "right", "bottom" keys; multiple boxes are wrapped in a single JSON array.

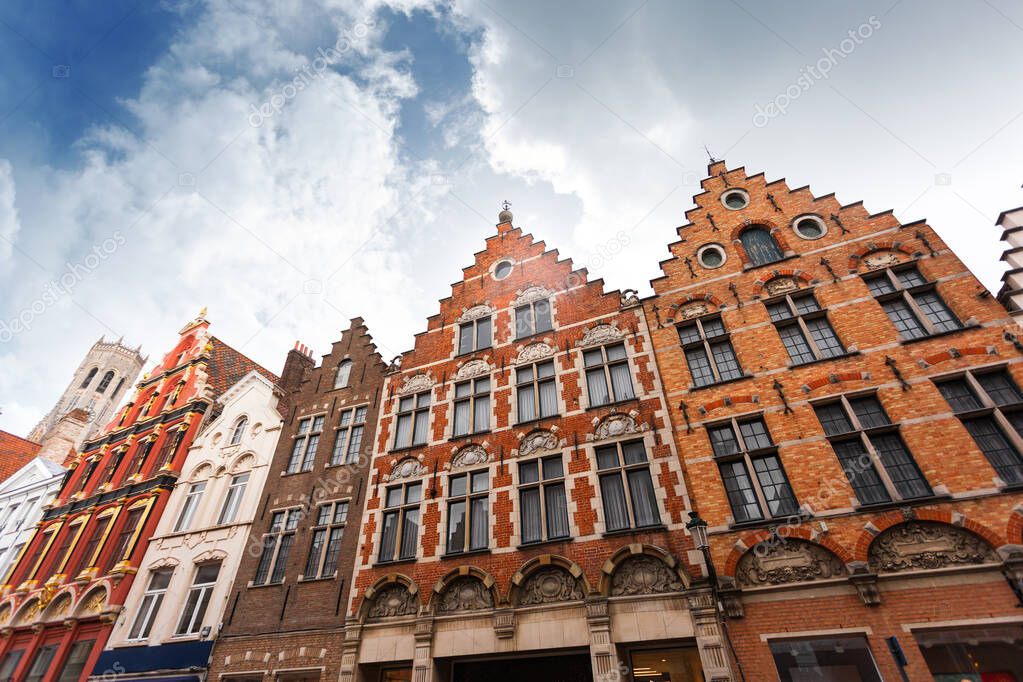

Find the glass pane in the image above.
[
  {"left": 609, "top": 361, "right": 635, "bottom": 401},
  {"left": 520, "top": 487, "right": 541, "bottom": 544},
  {"left": 739, "top": 419, "right": 773, "bottom": 450},
  {"left": 708, "top": 425, "right": 740, "bottom": 456},
  {"left": 627, "top": 468, "right": 659, "bottom": 527},
  {"left": 473, "top": 394, "right": 490, "bottom": 431},
  {"left": 305, "top": 529, "right": 325, "bottom": 577},
  {"left": 865, "top": 275, "right": 896, "bottom": 296},
  {"left": 453, "top": 400, "right": 470, "bottom": 436},
  {"left": 814, "top": 403, "right": 853, "bottom": 436},
  {"left": 517, "top": 384, "right": 536, "bottom": 422},
  {"left": 677, "top": 323, "right": 701, "bottom": 345},
  {"left": 516, "top": 365, "right": 534, "bottom": 383},
  {"left": 583, "top": 349, "right": 603, "bottom": 367},
  {"left": 412, "top": 410, "right": 429, "bottom": 445},
  {"left": 379, "top": 511, "right": 398, "bottom": 561},
  {"left": 406, "top": 482, "right": 422, "bottom": 503},
  {"left": 455, "top": 382, "right": 471, "bottom": 398},
  {"left": 805, "top": 317, "right": 844, "bottom": 358},
  {"left": 537, "top": 361, "right": 555, "bottom": 378},
  {"left": 586, "top": 368, "right": 610, "bottom": 406},
  {"left": 752, "top": 455, "right": 799, "bottom": 516},
  {"left": 449, "top": 474, "right": 467, "bottom": 498},
  {"left": 447, "top": 500, "right": 466, "bottom": 553},
  {"left": 629, "top": 648, "right": 704, "bottom": 682},
  {"left": 471, "top": 470, "right": 489, "bottom": 492},
  {"left": 719, "top": 460, "right": 762, "bottom": 523},
  {"left": 913, "top": 290, "right": 960, "bottom": 332},
  {"left": 334, "top": 502, "right": 349, "bottom": 523},
  {"left": 769, "top": 636, "right": 883, "bottom": 682},
  {"left": 895, "top": 267, "right": 927, "bottom": 288},
  {"left": 685, "top": 347, "right": 715, "bottom": 387},
  {"left": 710, "top": 340, "right": 742, "bottom": 381},
  {"left": 519, "top": 460, "right": 539, "bottom": 484},
  {"left": 538, "top": 379, "right": 558, "bottom": 418},
  {"left": 476, "top": 317, "right": 492, "bottom": 349},
  {"left": 399, "top": 508, "right": 420, "bottom": 559},
  {"left": 766, "top": 301, "right": 792, "bottom": 322},
  {"left": 346, "top": 425, "right": 364, "bottom": 463},
  {"left": 270, "top": 535, "right": 291, "bottom": 582},
  {"left": 386, "top": 487, "right": 402, "bottom": 508},
  {"left": 832, "top": 440, "right": 890, "bottom": 505},
  {"left": 882, "top": 299, "right": 927, "bottom": 339},
  {"left": 542, "top": 456, "right": 563, "bottom": 480},
  {"left": 701, "top": 317, "right": 726, "bottom": 338},
  {"left": 458, "top": 324, "right": 473, "bottom": 354},
  {"left": 515, "top": 305, "right": 533, "bottom": 338},
  {"left": 740, "top": 227, "right": 784, "bottom": 266},
  {"left": 965, "top": 417, "right": 1023, "bottom": 484},
  {"left": 977, "top": 371, "right": 1023, "bottom": 406},
  {"left": 595, "top": 445, "right": 620, "bottom": 470},
  {"left": 545, "top": 483, "right": 570, "bottom": 538},
  {"left": 535, "top": 300, "right": 553, "bottom": 333},
  {"left": 606, "top": 343, "right": 627, "bottom": 361},
  {"left": 469, "top": 497, "right": 488, "bottom": 550},
  {"left": 621, "top": 440, "right": 647, "bottom": 465},
  {"left": 936, "top": 379, "right": 982, "bottom": 412},
  {"left": 417, "top": 392, "right": 431, "bottom": 408},
  {"left": 599, "top": 474, "right": 630, "bottom": 531},
  {"left": 322, "top": 527, "right": 344, "bottom": 576},
  {"left": 849, "top": 396, "right": 890, "bottom": 428},
  {"left": 792, "top": 294, "right": 820, "bottom": 314},
  {"left": 779, "top": 324, "right": 815, "bottom": 365},
  {"left": 393, "top": 414, "right": 411, "bottom": 448}
]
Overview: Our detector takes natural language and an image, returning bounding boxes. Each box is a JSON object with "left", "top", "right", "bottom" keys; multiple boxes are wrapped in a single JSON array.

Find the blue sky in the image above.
[{"left": 1, "top": 0, "right": 1021, "bottom": 437}]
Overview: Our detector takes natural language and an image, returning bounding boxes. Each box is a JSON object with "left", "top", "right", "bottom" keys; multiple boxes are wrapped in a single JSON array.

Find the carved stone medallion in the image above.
[
  {"left": 764, "top": 276, "right": 800, "bottom": 296},
  {"left": 451, "top": 445, "right": 488, "bottom": 469},
  {"left": 610, "top": 556, "right": 683, "bottom": 596},
  {"left": 515, "top": 342, "right": 555, "bottom": 365},
  {"left": 455, "top": 359, "right": 491, "bottom": 380},
  {"left": 519, "top": 430, "right": 560, "bottom": 458},
  {"left": 868, "top": 521, "right": 998, "bottom": 573},
  {"left": 368, "top": 584, "right": 418, "bottom": 619},
  {"left": 736, "top": 540, "right": 846, "bottom": 587},
  {"left": 862, "top": 250, "right": 903, "bottom": 271},
  {"left": 437, "top": 577, "right": 493, "bottom": 613},
  {"left": 577, "top": 324, "right": 624, "bottom": 347},
  {"left": 397, "top": 373, "right": 433, "bottom": 395},
  {"left": 388, "top": 457, "right": 425, "bottom": 481},
  {"left": 591, "top": 413, "right": 645, "bottom": 442},
  {"left": 518, "top": 567, "right": 584, "bottom": 605},
  {"left": 511, "top": 285, "right": 555, "bottom": 307},
  {"left": 456, "top": 304, "right": 494, "bottom": 324},
  {"left": 677, "top": 301, "right": 710, "bottom": 320}
]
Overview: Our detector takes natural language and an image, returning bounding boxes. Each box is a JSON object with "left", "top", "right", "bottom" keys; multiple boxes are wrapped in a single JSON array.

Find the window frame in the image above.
[
  {"left": 378, "top": 481, "right": 422, "bottom": 563},
  {"left": 452, "top": 377, "right": 491, "bottom": 437},
  {"left": 594, "top": 439, "right": 662, "bottom": 532},
  {"left": 739, "top": 226, "right": 785, "bottom": 267},
  {"left": 286, "top": 414, "right": 325, "bottom": 473},
  {"left": 230, "top": 416, "right": 248, "bottom": 445},
  {"left": 392, "top": 392, "right": 431, "bottom": 450},
  {"left": 174, "top": 482, "right": 206, "bottom": 532},
  {"left": 334, "top": 359, "right": 353, "bottom": 389},
  {"left": 217, "top": 472, "right": 250, "bottom": 525},
  {"left": 445, "top": 469, "right": 490, "bottom": 555},
  {"left": 863, "top": 263, "right": 962, "bottom": 340},
  {"left": 302, "top": 500, "right": 349, "bottom": 580},
  {"left": 676, "top": 315, "right": 744, "bottom": 388},
  {"left": 127, "top": 568, "right": 172, "bottom": 641},
  {"left": 514, "top": 298, "right": 554, "bottom": 339},
  {"left": 252, "top": 508, "right": 300, "bottom": 585},
  {"left": 517, "top": 454, "right": 570, "bottom": 545},
  {"left": 457, "top": 316, "right": 492, "bottom": 356},
  {"left": 583, "top": 342, "right": 635, "bottom": 408},
  {"left": 330, "top": 405, "right": 369, "bottom": 466},
  {"left": 174, "top": 561, "right": 221, "bottom": 636},
  {"left": 765, "top": 290, "right": 846, "bottom": 365},
  {"left": 515, "top": 360, "right": 559, "bottom": 424}
]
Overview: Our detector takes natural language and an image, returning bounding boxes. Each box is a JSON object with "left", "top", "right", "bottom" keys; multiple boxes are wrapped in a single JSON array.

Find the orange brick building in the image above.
[{"left": 645, "top": 161, "right": 1023, "bottom": 681}]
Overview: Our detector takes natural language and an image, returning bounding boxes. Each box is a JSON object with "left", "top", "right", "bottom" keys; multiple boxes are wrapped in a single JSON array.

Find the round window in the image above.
[
  {"left": 696, "top": 244, "right": 727, "bottom": 269},
  {"left": 493, "top": 260, "right": 513, "bottom": 280},
  {"left": 721, "top": 190, "right": 749, "bottom": 210},
  {"left": 793, "top": 215, "right": 827, "bottom": 240}
]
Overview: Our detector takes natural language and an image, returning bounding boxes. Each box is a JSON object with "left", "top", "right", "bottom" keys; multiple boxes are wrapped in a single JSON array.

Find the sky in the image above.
[{"left": 1, "top": 0, "right": 1021, "bottom": 438}]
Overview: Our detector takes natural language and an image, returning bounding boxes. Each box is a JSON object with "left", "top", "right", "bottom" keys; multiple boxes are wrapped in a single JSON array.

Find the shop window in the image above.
[
  {"left": 56, "top": 639, "right": 95, "bottom": 682},
  {"left": 25, "top": 644, "right": 59, "bottom": 682},
  {"left": 915, "top": 625, "right": 1023, "bottom": 680},
  {"left": 629, "top": 647, "right": 704, "bottom": 681},
  {"left": 769, "top": 636, "right": 882, "bottom": 682}
]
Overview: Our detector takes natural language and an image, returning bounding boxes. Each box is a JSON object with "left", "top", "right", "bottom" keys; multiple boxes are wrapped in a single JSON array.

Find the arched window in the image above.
[
  {"left": 96, "top": 371, "right": 115, "bottom": 393},
  {"left": 334, "top": 360, "right": 353, "bottom": 389},
  {"left": 80, "top": 368, "right": 98, "bottom": 388},
  {"left": 740, "top": 227, "right": 784, "bottom": 267},
  {"left": 112, "top": 377, "right": 126, "bottom": 398},
  {"left": 230, "top": 417, "right": 248, "bottom": 445}
]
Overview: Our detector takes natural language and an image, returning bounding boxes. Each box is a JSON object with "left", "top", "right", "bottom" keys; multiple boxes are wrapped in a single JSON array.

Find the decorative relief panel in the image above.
[
  {"left": 577, "top": 323, "right": 624, "bottom": 347},
  {"left": 518, "top": 429, "right": 562, "bottom": 458},
  {"left": 450, "top": 445, "right": 488, "bottom": 469},
  {"left": 610, "top": 556, "right": 683, "bottom": 596},
  {"left": 368, "top": 584, "right": 418, "bottom": 619},
  {"left": 589, "top": 412, "right": 646, "bottom": 442},
  {"left": 736, "top": 540, "right": 847, "bottom": 587},
  {"left": 397, "top": 373, "right": 434, "bottom": 395},
  {"left": 437, "top": 577, "right": 493, "bottom": 613},
  {"left": 518, "top": 567, "right": 584, "bottom": 605},
  {"left": 455, "top": 359, "right": 492, "bottom": 380},
  {"left": 763, "top": 276, "right": 801, "bottom": 296},
  {"left": 515, "top": 342, "right": 556, "bottom": 365},
  {"left": 456, "top": 304, "right": 494, "bottom": 324},
  {"left": 388, "top": 457, "right": 425, "bottom": 481},
  {"left": 862, "top": 250, "right": 904, "bottom": 271},
  {"left": 868, "top": 521, "right": 998, "bottom": 573},
  {"left": 677, "top": 301, "right": 710, "bottom": 320},
  {"left": 512, "top": 285, "right": 555, "bottom": 307}
]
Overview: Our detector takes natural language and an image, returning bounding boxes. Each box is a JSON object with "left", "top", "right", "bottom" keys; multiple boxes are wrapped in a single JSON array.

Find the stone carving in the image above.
[
  {"left": 868, "top": 521, "right": 998, "bottom": 573},
  {"left": 736, "top": 540, "right": 847, "bottom": 587},
  {"left": 577, "top": 323, "right": 624, "bottom": 347},
  {"left": 368, "top": 584, "right": 418, "bottom": 619},
  {"left": 456, "top": 304, "right": 494, "bottom": 324},
  {"left": 13, "top": 600, "right": 40, "bottom": 626},
  {"left": 610, "top": 556, "right": 684, "bottom": 596},
  {"left": 388, "top": 457, "right": 425, "bottom": 481},
  {"left": 862, "top": 250, "right": 903, "bottom": 270},
  {"left": 515, "top": 342, "right": 556, "bottom": 364},
  {"left": 451, "top": 445, "right": 488, "bottom": 469},
  {"left": 455, "top": 359, "right": 491, "bottom": 380},
  {"left": 677, "top": 301, "right": 710, "bottom": 320},
  {"left": 47, "top": 594, "right": 71, "bottom": 619},
  {"left": 397, "top": 373, "right": 433, "bottom": 395},
  {"left": 764, "top": 276, "right": 800, "bottom": 295},
  {"left": 620, "top": 289, "right": 640, "bottom": 308},
  {"left": 511, "top": 285, "right": 555, "bottom": 307},
  {"left": 591, "top": 413, "right": 646, "bottom": 442},
  {"left": 519, "top": 430, "right": 561, "bottom": 458},
  {"left": 80, "top": 590, "right": 106, "bottom": 615},
  {"left": 0, "top": 605, "right": 9, "bottom": 625},
  {"left": 437, "top": 577, "right": 493, "bottom": 613},
  {"left": 518, "top": 567, "right": 584, "bottom": 605}
]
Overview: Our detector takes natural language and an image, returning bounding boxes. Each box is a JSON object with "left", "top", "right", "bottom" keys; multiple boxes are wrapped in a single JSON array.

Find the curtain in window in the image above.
[
  {"left": 586, "top": 369, "right": 610, "bottom": 406},
  {"left": 470, "top": 497, "right": 488, "bottom": 550},
  {"left": 545, "top": 483, "right": 569, "bottom": 538},
  {"left": 474, "top": 395, "right": 490, "bottom": 432},
  {"left": 458, "top": 324, "right": 473, "bottom": 354},
  {"left": 627, "top": 469, "right": 658, "bottom": 527},
  {"left": 517, "top": 385, "right": 536, "bottom": 422},
  {"left": 379, "top": 512, "right": 398, "bottom": 561},
  {"left": 400, "top": 509, "right": 419, "bottom": 559},
  {"left": 476, "top": 317, "right": 491, "bottom": 349},
  {"left": 539, "top": 379, "right": 558, "bottom": 417},
  {"left": 520, "top": 488, "right": 541, "bottom": 544},
  {"left": 535, "top": 301, "right": 552, "bottom": 332},
  {"left": 600, "top": 474, "right": 629, "bottom": 531},
  {"left": 609, "top": 362, "right": 634, "bottom": 401},
  {"left": 447, "top": 501, "right": 466, "bottom": 552},
  {"left": 393, "top": 413, "right": 411, "bottom": 448},
  {"left": 740, "top": 227, "right": 784, "bottom": 266},
  {"left": 412, "top": 410, "right": 429, "bottom": 445},
  {"left": 453, "top": 401, "right": 470, "bottom": 435}
]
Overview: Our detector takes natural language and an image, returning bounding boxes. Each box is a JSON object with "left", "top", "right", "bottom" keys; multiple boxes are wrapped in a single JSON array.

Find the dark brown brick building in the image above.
[
  {"left": 645, "top": 161, "right": 1023, "bottom": 681},
  {"left": 208, "top": 318, "right": 387, "bottom": 682}
]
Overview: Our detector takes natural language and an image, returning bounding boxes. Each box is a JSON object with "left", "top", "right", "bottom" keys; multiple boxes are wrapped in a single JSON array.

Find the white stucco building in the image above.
[
  {"left": 100, "top": 370, "right": 283, "bottom": 678},
  {"left": 0, "top": 458, "right": 67, "bottom": 583}
]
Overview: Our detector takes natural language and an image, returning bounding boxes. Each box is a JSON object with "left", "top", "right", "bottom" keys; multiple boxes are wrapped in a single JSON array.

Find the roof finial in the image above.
[
  {"left": 703, "top": 145, "right": 717, "bottom": 163},
  {"left": 498, "top": 200, "right": 513, "bottom": 224}
]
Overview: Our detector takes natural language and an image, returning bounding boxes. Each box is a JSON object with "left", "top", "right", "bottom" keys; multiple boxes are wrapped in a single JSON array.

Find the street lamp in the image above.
[{"left": 686, "top": 511, "right": 715, "bottom": 585}]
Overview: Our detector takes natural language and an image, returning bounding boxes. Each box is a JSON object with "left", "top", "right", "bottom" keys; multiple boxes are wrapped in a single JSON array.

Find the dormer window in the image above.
[
  {"left": 334, "top": 360, "right": 353, "bottom": 389},
  {"left": 458, "top": 317, "right": 491, "bottom": 355}
]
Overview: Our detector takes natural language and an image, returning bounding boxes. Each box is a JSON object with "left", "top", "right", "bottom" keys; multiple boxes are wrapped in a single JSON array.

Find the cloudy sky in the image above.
[{"left": 1, "top": 0, "right": 1021, "bottom": 438}]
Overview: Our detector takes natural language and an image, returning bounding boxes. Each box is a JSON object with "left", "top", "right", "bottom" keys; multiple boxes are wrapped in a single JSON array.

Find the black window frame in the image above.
[
  {"left": 863, "top": 264, "right": 962, "bottom": 341},
  {"left": 765, "top": 290, "right": 846, "bottom": 365},
  {"left": 303, "top": 500, "right": 349, "bottom": 580},
  {"left": 677, "top": 315, "right": 744, "bottom": 387}
]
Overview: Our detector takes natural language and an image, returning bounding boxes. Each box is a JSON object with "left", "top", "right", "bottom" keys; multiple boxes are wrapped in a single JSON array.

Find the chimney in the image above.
[
  {"left": 37, "top": 408, "right": 89, "bottom": 467},
  {"left": 280, "top": 341, "right": 315, "bottom": 393}
]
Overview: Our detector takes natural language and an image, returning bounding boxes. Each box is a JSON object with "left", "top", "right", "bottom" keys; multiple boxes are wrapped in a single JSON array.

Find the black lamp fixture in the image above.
[{"left": 686, "top": 511, "right": 709, "bottom": 551}]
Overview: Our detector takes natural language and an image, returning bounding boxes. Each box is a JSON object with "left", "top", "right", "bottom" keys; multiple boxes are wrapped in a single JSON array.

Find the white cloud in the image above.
[{"left": 0, "top": 160, "right": 20, "bottom": 265}]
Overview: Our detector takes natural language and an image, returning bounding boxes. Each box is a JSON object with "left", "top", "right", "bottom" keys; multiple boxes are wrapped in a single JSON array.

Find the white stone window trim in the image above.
[
  {"left": 720, "top": 188, "right": 749, "bottom": 210},
  {"left": 760, "top": 626, "right": 874, "bottom": 642},
  {"left": 696, "top": 243, "right": 727, "bottom": 269},
  {"left": 791, "top": 213, "right": 828, "bottom": 240}
]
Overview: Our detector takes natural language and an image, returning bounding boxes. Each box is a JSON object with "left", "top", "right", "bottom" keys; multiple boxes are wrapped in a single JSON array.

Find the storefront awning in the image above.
[{"left": 90, "top": 639, "right": 213, "bottom": 677}]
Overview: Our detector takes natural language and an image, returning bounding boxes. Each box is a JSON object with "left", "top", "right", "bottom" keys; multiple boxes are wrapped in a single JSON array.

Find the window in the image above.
[
  {"left": 516, "top": 361, "right": 558, "bottom": 423},
  {"left": 721, "top": 189, "right": 748, "bottom": 210},
  {"left": 25, "top": 644, "right": 58, "bottom": 682},
  {"left": 770, "top": 636, "right": 882, "bottom": 682},
  {"left": 677, "top": 316, "right": 743, "bottom": 387},
  {"left": 286, "top": 415, "right": 324, "bottom": 473},
  {"left": 514, "top": 299, "right": 553, "bottom": 338},
  {"left": 303, "top": 501, "right": 348, "bottom": 579},
  {"left": 253, "top": 509, "right": 299, "bottom": 584},
  {"left": 126, "top": 440, "right": 155, "bottom": 478},
  {"left": 80, "top": 367, "right": 98, "bottom": 388},
  {"left": 766, "top": 291, "right": 845, "bottom": 365},
  {"left": 792, "top": 214, "right": 827, "bottom": 240},
  {"left": 330, "top": 406, "right": 368, "bottom": 466},
  {"left": 153, "top": 430, "right": 184, "bottom": 472},
  {"left": 230, "top": 416, "right": 247, "bottom": 445},
  {"left": 73, "top": 459, "right": 98, "bottom": 495},
  {"left": 864, "top": 265, "right": 961, "bottom": 340},
  {"left": 96, "top": 370, "right": 115, "bottom": 393},
  {"left": 814, "top": 395, "right": 932, "bottom": 505},
  {"left": 104, "top": 507, "right": 145, "bottom": 572},
  {"left": 935, "top": 369, "right": 1023, "bottom": 484},
  {"left": 55, "top": 639, "right": 95, "bottom": 682},
  {"left": 0, "top": 650, "right": 23, "bottom": 682},
  {"left": 708, "top": 417, "right": 799, "bottom": 523},
  {"left": 583, "top": 343, "right": 635, "bottom": 407},
  {"left": 458, "top": 316, "right": 492, "bottom": 355},
  {"left": 740, "top": 227, "right": 784, "bottom": 266},
  {"left": 494, "top": 260, "right": 513, "bottom": 280},
  {"left": 453, "top": 378, "right": 490, "bottom": 436},
  {"left": 379, "top": 482, "right": 422, "bottom": 562},
  {"left": 71, "top": 515, "right": 113, "bottom": 576},
  {"left": 519, "top": 455, "right": 569, "bottom": 544},
  {"left": 393, "top": 392, "right": 431, "bottom": 449},
  {"left": 696, "top": 243, "right": 726, "bottom": 269},
  {"left": 174, "top": 482, "right": 205, "bottom": 532},
  {"left": 112, "top": 377, "right": 126, "bottom": 397},
  {"left": 915, "top": 624, "right": 1023, "bottom": 680},
  {"left": 24, "top": 530, "right": 52, "bottom": 580},
  {"left": 175, "top": 562, "right": 221, "bottom": 635},
  {"left": 595, "top": 440, "right": 660, "bottom": 531},
  {"left": 99, "top": 448, "right": 126, "bottom": 486},
  {"left": 128, "top": 570, "right": 172, "bottom": 640},
  {"left": 40, "top": 524, "right": 78, "bottom": 582},
  {"left": 218, "top": 472, "right": 249, "bottom": 525},
  {"left": 334, "top": 359, "right": 352, "bottom": 389},
  {"left": 446, "top": 470, "right": 489, "bottom": 554}
]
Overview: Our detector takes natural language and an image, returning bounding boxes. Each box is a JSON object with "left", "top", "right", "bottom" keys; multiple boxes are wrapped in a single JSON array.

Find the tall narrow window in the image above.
[
  {"left": 330, "top": 406, "right": 368, "bottom": 466},
  {"left": 935, "top": 369, "right": 1023, "bottom": 485},
  {"left": 740, "top": 227, "right": 784, "bottom": 266},
  {"left": 218, "top": 472, "right": 249, "bottom": 525},
  {"left": 379, "top": 482, "right": 422, "bottom": 562},
  {"left": 39, "top": 524, "right": 78, "bottom": 583},
  {"left": 595, "top": 440, "right": 660, "bottom": 531},
  {"left": 446, "top": 470, "right": 489, "bottom": 554},
  {"left": 128, "top": 569, "right": 172, "bottom": 640},
  {"left": 303, "top": 501, "right": 348, "bottom": 580},
  {"left": 80, "top": 367, "right": 98, "bottom": 388},
  {"left": 515, "top": 361, "right": 558, "bottom": 423},
  {"left": 152, "top": 430, "right": 184, "bottom": 472},
  {"left": 175, "top": 562, "right": 221, "bottom": 635},
  {"left": 74, "top": 459, "right": 99, "bottom": 495},
  {"left": 55, "top": 639, "right": 95, "bottom": 682},
  {"left": 766, "top": 291, "right": 845, "bottom": 365},
  {"left": 453, "top": 378, "right": 490, "bottom": 436},
  {"left": 678, "top": 316, "right": 743, "bottom": 387},
  {"left": 286, "top": 415, "right": 324, "bottom": 473},
  {"left": 708, "top": 416, "right": 799, "bottom": 523},
  {"left": 96, "top": 370, "right": 115, "bottom": 393},
  {"left": 584, "top": 343, "right": 635, "bottom": 407},
  {"left": 515, "top": 299, "right": 553, "bottom": 339},
  {"left": 104, "top": 507, "right": 145, "bottom": 573},
  {"left": 333, "top": 359, "right": 353, "bottom": 389},
  {"left": 127, "top": 440, "right": 156, "bottom": 478},
  {"left": 814, "top": 395, "right": 932, "bottom": 505},
  {"left": 458, "top": 316, "right": 492, "bottom": 355},
  {"left": 24, "top": 644, "right": 58, "bottom": 682},
  {"left": 519, "top": 455, "right": 569, "bottom": 544},
  {"left": 174, "top": 483, "right": 205, "bottom": 533},
  {"left": 71, "top": 515, "right": 113, "bottom": 577},
  {"left": 0, "top": 650, "right": 23, "bottom": 682},
  {"left": 230, "top": 416, "right": 248, "bottom": 445},
  {"left": 864, "top": 265, "right": 961, "bottom": 340},
  {"left": 393, "top": 392, "right": 431, "bottom": 449},
  {"left": 99, "top": 448, "right": 126, "bottom": 486},
  {"left": 253, "top": 509, "right": 300, "bottom": 584}
]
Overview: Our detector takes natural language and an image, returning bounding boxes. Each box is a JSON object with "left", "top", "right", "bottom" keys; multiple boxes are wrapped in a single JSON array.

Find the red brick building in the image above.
[
  {"left": 645, "top": 161, "right": 1023, "bottom": 681},
  {"left": 342, "top": 209, "right": 729, "bottom": 682},
  {"left": 0, "top": 311, "right": 275, "bottom": 682}
]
